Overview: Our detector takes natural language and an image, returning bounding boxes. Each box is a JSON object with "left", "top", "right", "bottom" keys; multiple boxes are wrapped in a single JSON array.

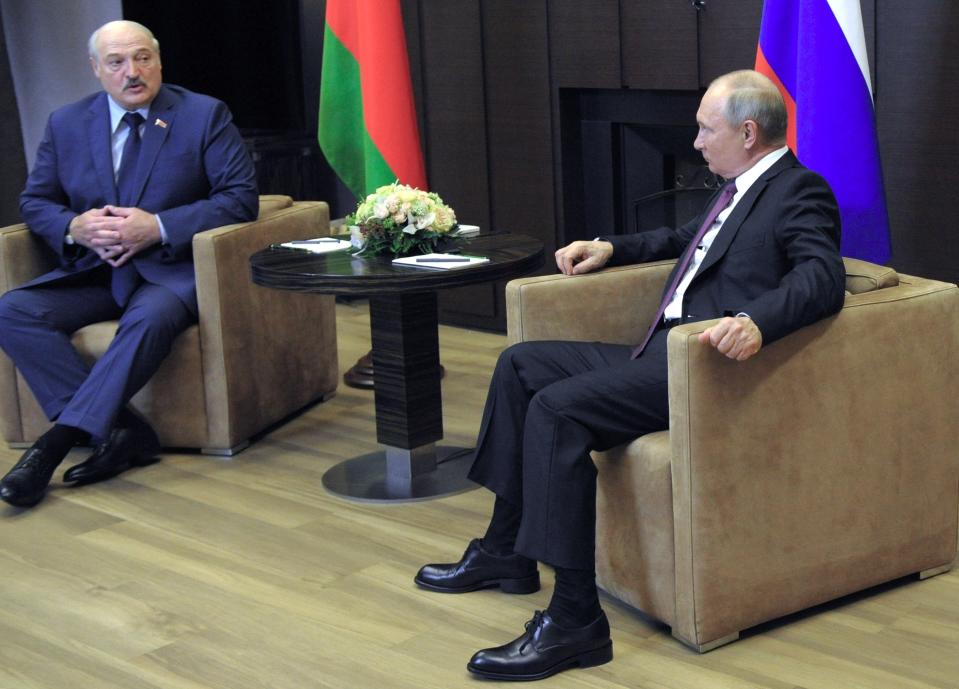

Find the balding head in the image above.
[
  {"left": 708, "top": 70, "right": 787, "bottom": 147},
  {"left": 88, "top": 20, "right": 163, "bottom": 110},
  {"left": 694, "top": 70, "right": 788, "bottom": 179},
  {"left": 88, "top": 20, "right": 159, "bottom": 61}
]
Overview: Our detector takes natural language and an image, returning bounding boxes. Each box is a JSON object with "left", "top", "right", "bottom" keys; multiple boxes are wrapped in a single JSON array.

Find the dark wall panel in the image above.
[
  {"left": 417, "top": 0, "right": 490, "bottom": 231},
  {"left": 548, "top": 0, "right": 621, "bottom": 88},
  {"left": 0, "top": 18, "right": 28, "bottom": 225},
  {"left": 698, "top": 0, "right": 764, "bottom": 86},
  {"left": 415, "top": 0, "right": 497, "bottom": 323},
  {"left": 436, "top": 0, "right": 554, "bottom": 330},
  {"left": 483, "top": 0, "right": 555, "bottom": 249},
  {"left": 622, "top": 1, "right": 698, "bottom": 90},
  {"left": 876, "top": 1, "right": 959, "bottom": 282},
  {"left": 124, "top": 0, "right": 305, "bottom": 134}
]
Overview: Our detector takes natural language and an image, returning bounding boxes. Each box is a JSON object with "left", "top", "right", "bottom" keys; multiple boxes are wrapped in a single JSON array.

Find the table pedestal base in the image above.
[
  {"left": 343, "top": 351, "right": 375, "bottom": 389},
  {"left": 321, "top": 444, "right": 477, "bottom": 503},
  {"left": 343, "top": 349, "right": 446, "bottom": 390}
]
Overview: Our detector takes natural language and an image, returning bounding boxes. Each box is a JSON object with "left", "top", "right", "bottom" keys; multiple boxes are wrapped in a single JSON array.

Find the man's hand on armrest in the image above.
[
  {"left": 699, "top": 316, "right": 763, "bottom": 361},
  {"left": 555, "top": 240, "right": 614, "bottom": 275}
]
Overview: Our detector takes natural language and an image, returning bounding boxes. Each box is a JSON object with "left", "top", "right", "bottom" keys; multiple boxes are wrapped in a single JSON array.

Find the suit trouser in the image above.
[
  {"left": 468, "top": 329, "right": 671, "bottom": 570},
  {"left": 0, "top": 268, "right": 195, "bottom": 441}
]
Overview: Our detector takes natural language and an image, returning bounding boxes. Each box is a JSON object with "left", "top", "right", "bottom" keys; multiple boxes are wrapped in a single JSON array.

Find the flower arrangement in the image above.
[{"left": 349, "top": 183, "right": 459, "bottom": 257}]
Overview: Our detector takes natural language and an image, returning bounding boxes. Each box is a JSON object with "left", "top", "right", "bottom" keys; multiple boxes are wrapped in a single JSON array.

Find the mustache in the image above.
[{"left": 123, "top": 77, "right": 145, "bottom": 90}]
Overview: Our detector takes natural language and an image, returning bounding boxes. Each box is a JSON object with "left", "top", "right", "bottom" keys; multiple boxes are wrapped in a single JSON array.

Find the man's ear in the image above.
[
  {"left": 742, "top": 120, "right": 759, "bottom": 149},
  {"left": 90, "top": 56, "right": 100, "bottom": 78}
]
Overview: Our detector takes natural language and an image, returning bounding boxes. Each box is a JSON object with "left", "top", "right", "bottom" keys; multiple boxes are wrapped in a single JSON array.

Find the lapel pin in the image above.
[{"left": 154, "top": 118, "right": 167, "bottom": 128}]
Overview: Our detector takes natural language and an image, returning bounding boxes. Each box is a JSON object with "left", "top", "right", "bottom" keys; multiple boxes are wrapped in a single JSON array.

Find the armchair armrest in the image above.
[
  {"left": 665, "top": 276, "right": 959, "bottom": 646},
  {"left": 0, "top": 224, "right": 60, "bottom": 441},
  {"left": 506, "top": 260, "right": 676, "bottom": 345},
  {"left": 192, "top": 200, "right": 338, "bottom": 447},
  {"left": 0, "top": 223, "right": 57, "bottom": 292}
]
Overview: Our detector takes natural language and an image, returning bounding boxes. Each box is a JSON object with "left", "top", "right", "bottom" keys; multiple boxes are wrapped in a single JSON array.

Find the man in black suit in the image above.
[{"left": 415, "top": 70, "right": 846, "bottom": 680}]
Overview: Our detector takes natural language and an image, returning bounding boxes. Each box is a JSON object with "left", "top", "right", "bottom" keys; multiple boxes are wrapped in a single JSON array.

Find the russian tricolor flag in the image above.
[{"left": 756, "top": 0, "right": 891, "bottom": 264}]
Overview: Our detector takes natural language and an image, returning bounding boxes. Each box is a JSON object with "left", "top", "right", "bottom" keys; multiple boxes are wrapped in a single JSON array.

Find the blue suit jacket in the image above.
[
  {"left": 18, "top": 84, "right": 258, "bottom": 313},
  {"left": 606, "top": 151, "right": 846, "bottom": 347}
]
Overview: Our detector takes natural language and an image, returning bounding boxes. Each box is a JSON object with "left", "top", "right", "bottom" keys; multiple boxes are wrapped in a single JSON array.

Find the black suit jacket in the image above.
[{"left": 606, "top": 151, "right": 846, "bottom": 346}]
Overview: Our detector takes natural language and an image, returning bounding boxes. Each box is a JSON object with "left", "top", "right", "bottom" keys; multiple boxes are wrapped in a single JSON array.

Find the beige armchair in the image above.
[
  {"left": 506, "top": 257, "right": 959, "bottom": 652},
  {"left": 0, "top": 195, "right": 338, "bottom": 455}
]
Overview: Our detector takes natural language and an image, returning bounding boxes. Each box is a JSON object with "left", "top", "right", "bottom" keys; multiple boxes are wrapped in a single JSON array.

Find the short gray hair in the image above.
[
  {"left": 88, "top": 20, "right": 160, "bottom": 60},
  {"left": 711, "top": 70, "right": 787, "bottom": 146}
]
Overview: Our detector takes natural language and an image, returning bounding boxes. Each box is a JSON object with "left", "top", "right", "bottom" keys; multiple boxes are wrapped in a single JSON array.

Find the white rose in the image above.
[{"left": 415, "top": 212, "right": 436, "bottom": 230}]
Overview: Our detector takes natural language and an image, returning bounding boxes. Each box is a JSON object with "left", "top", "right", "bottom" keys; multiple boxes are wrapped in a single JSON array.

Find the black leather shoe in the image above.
[
  {"left": 63, "top": 419, "right": 161, "bottom": 485},
  {"left": 415, "top": 539, "right": 540, "bottom": 594},
  {"left": 0, "top": 444, "right": 64, "bottom": 507},
  {"left": 467, "top": 610, "right": 612, "bottom": 681}
]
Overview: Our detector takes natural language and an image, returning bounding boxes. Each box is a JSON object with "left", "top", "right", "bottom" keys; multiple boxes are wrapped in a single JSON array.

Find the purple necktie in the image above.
[{"left": 631, "top": 180, "right": 737, "bottom": 359}]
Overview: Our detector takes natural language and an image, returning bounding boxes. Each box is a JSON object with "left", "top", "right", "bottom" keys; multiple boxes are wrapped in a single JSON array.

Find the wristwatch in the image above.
[{"left": 64, "top": 231, "right": 75, "bottom": 246}]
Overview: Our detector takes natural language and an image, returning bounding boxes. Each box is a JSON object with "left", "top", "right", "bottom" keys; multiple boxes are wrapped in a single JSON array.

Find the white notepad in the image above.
[
  {"left": 279, "top": 238, "right": 352, "bottom": 253},
  {"left": 392, "top": 253, "right": 489, "bottom": 270}
]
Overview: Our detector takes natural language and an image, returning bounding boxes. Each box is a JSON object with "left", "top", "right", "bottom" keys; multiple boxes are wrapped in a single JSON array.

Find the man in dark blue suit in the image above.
[
  {"left": 0, "top": 20, "right": 257, "bottom": 507},
  {"left": 416, "top": 70, "right": 847, "bottom": 680}
]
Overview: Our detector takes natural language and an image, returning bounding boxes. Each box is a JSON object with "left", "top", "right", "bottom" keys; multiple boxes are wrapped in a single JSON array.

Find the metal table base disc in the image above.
[{"left": 321, "top": 446, "right": 477, "bottom": 503}]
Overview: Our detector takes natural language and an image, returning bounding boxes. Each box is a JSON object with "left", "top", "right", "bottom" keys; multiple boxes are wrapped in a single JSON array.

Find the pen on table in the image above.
[
  {"left": 286, "top": 238, "right": 341, "bottom": 244},
  {"left": 415, "top": 257, "right": 471, "bottom": 263}
]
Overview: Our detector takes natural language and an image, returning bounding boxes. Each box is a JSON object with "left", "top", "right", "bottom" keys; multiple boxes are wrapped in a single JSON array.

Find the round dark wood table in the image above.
[{"left": 250, "top": 233, "right": 544, "bottom": 502}]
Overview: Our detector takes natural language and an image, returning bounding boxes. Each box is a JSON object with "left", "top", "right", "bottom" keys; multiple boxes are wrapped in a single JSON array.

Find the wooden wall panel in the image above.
[
  {"left": 876, "top": 1, "right": 959, "bottom": 282},
  {"left": 548, "top": 0, "right": 621, "bottom": 88},
  {"left": 434, "top": 0, "right": 553, "bottom": 330},
  {"left": 416, "top": 0, "right": 490, "bottom": 233},
  {"left": 415, "top": 0, "right": 499, "bottom": 324},
  {"left": 698, "top": 0, "right": 764, "bottom": 86},
  {"left": 0, "top": 13, "right": 28, "bottom": 225},
  {"left": 482, "top": 0, "right": 555, "bottom": 250},
  {"left": 621, "top": 0, "right": 698, "bottom": 90}
]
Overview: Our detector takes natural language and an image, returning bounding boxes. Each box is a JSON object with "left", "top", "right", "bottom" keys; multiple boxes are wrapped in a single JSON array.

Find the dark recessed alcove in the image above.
[
  {"left": 121, "top": 0, "right": 305, "bottom": 136},
  {"left": 560, "top": 88, "right": 722, "bottom": 243}
]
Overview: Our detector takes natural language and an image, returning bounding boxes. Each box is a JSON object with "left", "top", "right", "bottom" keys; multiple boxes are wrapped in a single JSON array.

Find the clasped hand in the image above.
[{"left": 69, "top": 205, "right": 160, "bottom": 267}]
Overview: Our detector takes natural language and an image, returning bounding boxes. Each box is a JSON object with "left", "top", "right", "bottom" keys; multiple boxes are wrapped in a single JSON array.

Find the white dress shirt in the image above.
[{"left": 663, "top": 146, "right": 789, "bottom": 320}]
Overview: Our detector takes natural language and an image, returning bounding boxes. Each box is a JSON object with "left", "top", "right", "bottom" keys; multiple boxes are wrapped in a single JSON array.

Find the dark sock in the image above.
[
  {"left": 547, "top": 565, "right": 602, "bottom": 628},
  {"left": 481, "top": 495, "right": 523, "bottom": 556},
  {"left": 115, "top": 407, "right": 141, "bottom": 429},
  {"left": 35, "top": 424, "right": 87, "bottom": 463}
]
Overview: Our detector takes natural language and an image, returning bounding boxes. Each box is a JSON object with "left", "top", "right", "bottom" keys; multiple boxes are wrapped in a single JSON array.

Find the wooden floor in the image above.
[{"left": 1, "top": 300, "right": 957, "bottom": 689}]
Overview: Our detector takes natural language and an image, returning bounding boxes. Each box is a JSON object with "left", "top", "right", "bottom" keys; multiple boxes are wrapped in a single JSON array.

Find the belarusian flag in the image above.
[{"left": 319, "top": 0, "right": 428, "bottom": 199}]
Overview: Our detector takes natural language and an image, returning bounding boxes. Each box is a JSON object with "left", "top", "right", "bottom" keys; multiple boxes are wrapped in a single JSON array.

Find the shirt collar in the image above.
[
  {"left": 107, "top": 96, "right": 151, "bottom": 134},
  {"left": 731, "top": 146, "right": 789, "bottom": 197}
]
